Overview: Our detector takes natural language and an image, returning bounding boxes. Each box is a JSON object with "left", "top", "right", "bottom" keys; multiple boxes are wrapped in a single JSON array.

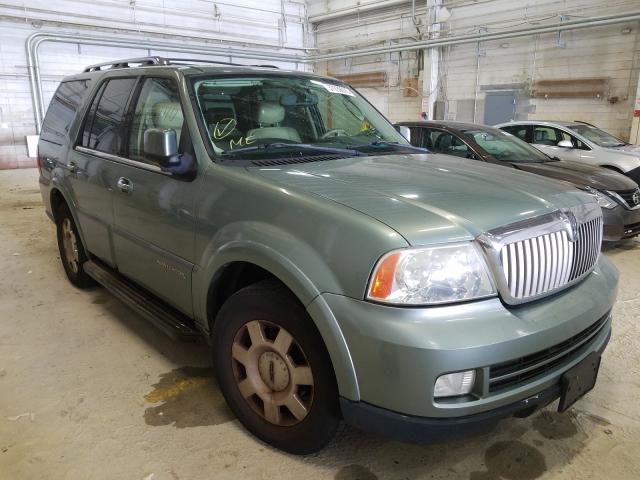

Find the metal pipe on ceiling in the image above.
[{"left": 311, "top": 10, "right": 640, "bottom": 62}]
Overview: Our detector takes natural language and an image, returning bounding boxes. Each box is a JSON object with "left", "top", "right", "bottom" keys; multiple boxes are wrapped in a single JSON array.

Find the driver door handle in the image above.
[{"left": 116, "top": 177, "right": 133, "bottom": 194}]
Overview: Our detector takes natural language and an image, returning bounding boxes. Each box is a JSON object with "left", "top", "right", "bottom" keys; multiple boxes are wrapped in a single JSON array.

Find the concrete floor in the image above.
[{"left": 1, "top": 168, "right": 639, "bottom": 480}]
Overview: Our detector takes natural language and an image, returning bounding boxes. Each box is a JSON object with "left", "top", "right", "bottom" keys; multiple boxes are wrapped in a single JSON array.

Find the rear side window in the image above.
[
  {"left": 41, "top": 80, "right": 90, "bottom": 145},
  {"left": 501, "top": 125, "right": 528, "bottom": 141},
  {"left": 81, "top": 78, "right": 137, "bottom": 155}
]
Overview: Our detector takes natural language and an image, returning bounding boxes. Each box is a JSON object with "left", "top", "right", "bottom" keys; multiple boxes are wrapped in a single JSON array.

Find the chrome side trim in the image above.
[{"left": 75, "top": 146, "right": 170, "bottom": 175}]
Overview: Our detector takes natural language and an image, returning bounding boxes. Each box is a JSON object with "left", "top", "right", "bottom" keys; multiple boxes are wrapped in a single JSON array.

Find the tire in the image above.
[
  {"left": 212, "top": 279, "right": 340, "bottom": 454},
  {"left": 55, "top": 203, "right": 96, "bottom": 288}
]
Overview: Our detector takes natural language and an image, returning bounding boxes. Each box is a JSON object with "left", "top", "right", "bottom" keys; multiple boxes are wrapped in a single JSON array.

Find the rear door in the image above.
[
  {"left": 111, "top": 76, "right": 198, "bottom": 315},
  {"left": 71, "top": 77, "right": 138, "bottom": 266}
]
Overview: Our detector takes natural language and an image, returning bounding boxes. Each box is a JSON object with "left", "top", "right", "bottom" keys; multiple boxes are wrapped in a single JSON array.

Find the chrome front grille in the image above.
[
  {"left": 478, "top": 204, "right": 603, "bottom": 305},
  {"left": 499, "top": 217, "right": 602, "bottom": 300}
]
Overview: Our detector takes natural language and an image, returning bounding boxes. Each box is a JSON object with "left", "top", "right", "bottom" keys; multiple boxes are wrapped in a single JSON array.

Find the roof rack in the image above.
[
  {"left": 84, "top": 57, "right": 168, "bottom": 72},
  {"left": 165, "top": 58, "right": 279, "bottom": 69},
  {"left": 83, "top": 56, "right": 279, "bottom": 72}
]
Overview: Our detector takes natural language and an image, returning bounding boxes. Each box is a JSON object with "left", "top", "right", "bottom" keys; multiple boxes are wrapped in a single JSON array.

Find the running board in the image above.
[{"left": 84, "top": 260, "right": 201, "bottom": 342}]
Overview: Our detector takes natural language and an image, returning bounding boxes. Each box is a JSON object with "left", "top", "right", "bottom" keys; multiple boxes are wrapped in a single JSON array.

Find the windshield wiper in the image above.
[
  {"left": 221, "top": 142, "right": 365, "bottom": 157},
  {"left": 355, "top": 140, "right": 430, "bottom": 153}
]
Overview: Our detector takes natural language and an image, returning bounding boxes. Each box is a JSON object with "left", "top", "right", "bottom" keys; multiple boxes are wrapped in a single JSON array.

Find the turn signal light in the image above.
[{"left": 369, "top": 252, "right": 400, "bottom": 299}]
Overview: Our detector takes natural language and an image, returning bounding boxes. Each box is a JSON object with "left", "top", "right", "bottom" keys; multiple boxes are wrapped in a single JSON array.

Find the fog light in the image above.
[{"left": 434, "top": 370, "right": 476, "bottom": 398}]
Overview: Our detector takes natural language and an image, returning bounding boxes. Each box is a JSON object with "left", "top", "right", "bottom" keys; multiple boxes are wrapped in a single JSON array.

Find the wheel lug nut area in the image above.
[{"left": 258, "top": 351, "right": 290, "bottom": 392}]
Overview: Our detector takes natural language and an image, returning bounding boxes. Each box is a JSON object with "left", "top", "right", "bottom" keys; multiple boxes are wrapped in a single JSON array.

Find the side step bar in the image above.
[{"left": 84, "top": 260, "right": 202, "bottom": 342}]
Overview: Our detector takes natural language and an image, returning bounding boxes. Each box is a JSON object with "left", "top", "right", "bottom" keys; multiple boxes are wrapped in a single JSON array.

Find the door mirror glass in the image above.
[
  {"left": 557, "top": 139, "right": 573, "bottom": 148},
  {"left": 144, "top": 128, "right": 178, "bottom": 164},
  {"left": 395, "top": 125, "right": 411, "bottom": 142}
]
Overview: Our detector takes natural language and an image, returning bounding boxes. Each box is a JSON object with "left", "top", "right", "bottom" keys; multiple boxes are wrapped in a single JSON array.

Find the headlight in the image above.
[
  {"left": 585, "top": 187, "right": 617, "bottom": 209},
  {"left": 367, "top": 243, "right": 496, "bottom": 305}
]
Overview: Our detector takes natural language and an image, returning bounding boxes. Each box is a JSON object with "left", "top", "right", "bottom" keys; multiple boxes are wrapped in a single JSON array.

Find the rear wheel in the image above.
[
  {"left": 212, "top": 279, "right": 340, "bottom": 454},
  {"left": 55, "top": 204, "right": 95, "bottom": 288}
]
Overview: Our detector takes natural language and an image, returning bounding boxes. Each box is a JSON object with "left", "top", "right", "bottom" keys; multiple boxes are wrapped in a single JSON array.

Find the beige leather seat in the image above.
[
  {"left": 152, "top": 101, "right": 184, "bottom": 141},
  {"left": 247, "top": 102, "right": 301, "bottom": 142}
]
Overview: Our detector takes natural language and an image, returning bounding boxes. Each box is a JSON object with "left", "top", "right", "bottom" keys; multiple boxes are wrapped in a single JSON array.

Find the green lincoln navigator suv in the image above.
[{"left": 38, "top": 57, "right": 618, "bottom": 454}]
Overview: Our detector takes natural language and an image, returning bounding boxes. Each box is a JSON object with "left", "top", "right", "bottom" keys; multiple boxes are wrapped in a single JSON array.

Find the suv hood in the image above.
[
  {"left": 252, "top": 153, "right": 594, "bottom": 245},
  {"left": 511, "top": 160, "right": 638, "bottom": 191}
]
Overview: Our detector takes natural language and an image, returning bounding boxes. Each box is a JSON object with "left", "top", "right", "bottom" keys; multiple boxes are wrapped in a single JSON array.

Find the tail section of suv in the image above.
[{"left": 39, "top": 57, "right": 618, "bottom": 454}]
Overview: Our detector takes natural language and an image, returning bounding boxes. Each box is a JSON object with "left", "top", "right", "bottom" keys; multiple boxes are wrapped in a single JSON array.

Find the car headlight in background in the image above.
[
  {"left": 367, "top": 243, "right": 496, "bottom": 305},
  {"left": 585, "top": 187, "right": 617, "bottom": 209}
]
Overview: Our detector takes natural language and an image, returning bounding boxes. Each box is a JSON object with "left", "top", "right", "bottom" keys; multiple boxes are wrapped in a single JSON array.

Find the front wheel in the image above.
[{"left": 212, "top": 279, "right": 340, "bottom": 454}]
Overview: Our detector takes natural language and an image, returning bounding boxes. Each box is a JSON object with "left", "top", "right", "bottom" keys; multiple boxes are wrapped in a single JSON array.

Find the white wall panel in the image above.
[{"left": 309, "top": 0, "right": 640, "bottom": 138}]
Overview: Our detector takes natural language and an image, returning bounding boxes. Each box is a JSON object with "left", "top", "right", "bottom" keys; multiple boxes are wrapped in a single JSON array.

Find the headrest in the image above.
[
  {"left": 152, "top": 101, "right": 184, "bottom": 130},
  {"left": 255, "top": 102, "right": 285, "bottom": 125}
]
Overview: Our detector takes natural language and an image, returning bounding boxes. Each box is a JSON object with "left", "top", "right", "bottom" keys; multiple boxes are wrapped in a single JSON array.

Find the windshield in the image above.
[
  {"left": 191, "top": 75, "right": 409, "bottom": 158},
  {"left": 462, "top": 128, "right": 550, "bottom": 163},
  {"left": 567, "top": 124, "right": 626, "bottom": 147}
]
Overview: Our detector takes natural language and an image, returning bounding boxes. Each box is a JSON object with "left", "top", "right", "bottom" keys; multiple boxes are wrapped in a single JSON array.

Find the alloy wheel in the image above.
[{"left": 231, "top": 320, "right": 314, "bottom": 426}]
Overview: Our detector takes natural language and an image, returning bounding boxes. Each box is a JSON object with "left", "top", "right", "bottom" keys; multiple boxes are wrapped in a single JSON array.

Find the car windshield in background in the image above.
[
  {"left": 462, "top": 129, "right": 549, "bottom": 163},
  {"left": 191, "top": 75, "right": 408, "bottom": 158},
  {"left": 567, "top": 124, "right": 627, "bottom": 148}
]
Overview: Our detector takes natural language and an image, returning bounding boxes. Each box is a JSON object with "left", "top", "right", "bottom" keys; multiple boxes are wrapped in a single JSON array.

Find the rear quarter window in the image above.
[{"left": 40, "top": 80, "right": 90, "bottom": 146}]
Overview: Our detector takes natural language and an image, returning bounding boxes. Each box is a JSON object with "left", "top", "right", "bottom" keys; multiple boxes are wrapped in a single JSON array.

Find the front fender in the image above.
[{"left": 192, "top": 221, "right": 360, "bottom": 400}]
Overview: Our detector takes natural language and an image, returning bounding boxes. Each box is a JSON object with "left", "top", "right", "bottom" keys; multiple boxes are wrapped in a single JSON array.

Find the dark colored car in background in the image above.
[{"left": 397, "top": 121, "right": 640, "bottom": 242}]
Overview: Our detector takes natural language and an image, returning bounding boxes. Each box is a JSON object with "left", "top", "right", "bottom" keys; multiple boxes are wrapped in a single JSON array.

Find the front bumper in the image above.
[
  {"left": 341, "top": 327, "right": 610, "bottom": 444},
  {"left": 320, "top": 255, "right": 618, "bottom": 421},
  {"left": 603, "top": 203, "right": 640, "bottom": 241}
]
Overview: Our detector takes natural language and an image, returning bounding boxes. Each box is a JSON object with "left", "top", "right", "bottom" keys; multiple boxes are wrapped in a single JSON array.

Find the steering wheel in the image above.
[{"left": 321, "top": 128, "right": 349, "bottom": 139}]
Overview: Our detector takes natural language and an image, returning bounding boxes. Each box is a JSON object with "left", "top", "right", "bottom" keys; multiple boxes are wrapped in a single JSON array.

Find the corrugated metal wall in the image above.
[
  {"left": 0, "top": 0, "right": 308, "bottom": 168},
  {"left": 309, "top": 0, "right": 640, "bottom": 138}
]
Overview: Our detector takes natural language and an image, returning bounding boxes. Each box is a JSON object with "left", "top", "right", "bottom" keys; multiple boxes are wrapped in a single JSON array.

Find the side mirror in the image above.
[
  {"left": 144, "top": 128, "right": 178, "bottom": 164},
  {"left": 557, "top": 139, "right": 573, "bottom": 149},
  {"left": 394, "top": 125, "right": 411, "bottom": 143}
]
